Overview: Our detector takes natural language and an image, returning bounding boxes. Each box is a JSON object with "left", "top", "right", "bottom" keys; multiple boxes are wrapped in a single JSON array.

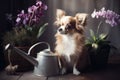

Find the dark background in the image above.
[{"left": 0, "top": 0, "right": 35, "bottom": 70}]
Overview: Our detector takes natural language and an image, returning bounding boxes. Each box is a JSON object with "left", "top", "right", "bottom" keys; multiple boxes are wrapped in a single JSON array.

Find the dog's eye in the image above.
[{"left": 66, "top": 24, "right": 73, "bottom": 30}]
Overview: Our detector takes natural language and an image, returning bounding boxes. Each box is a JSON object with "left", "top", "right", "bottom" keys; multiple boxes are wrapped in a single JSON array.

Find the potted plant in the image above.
[
  {"left": 3, "top": 0, "right": 48, "bottom": 72},
  {"left": 86, "top": 7, "right": 119, "bottom": 69},
  {"left": 86, "top": 29, "right": 114, "bottom": 69}
]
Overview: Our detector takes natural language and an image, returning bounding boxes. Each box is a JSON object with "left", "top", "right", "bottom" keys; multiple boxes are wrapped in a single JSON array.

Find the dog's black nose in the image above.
[{"left": 58, "top": 28, "right": 63, "bottom": 32}]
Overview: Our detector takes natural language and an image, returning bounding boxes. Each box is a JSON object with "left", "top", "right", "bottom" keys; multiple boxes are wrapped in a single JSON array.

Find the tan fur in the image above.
[
  {"left": 55, "top": 9, "right": 66, "bottom": 26},
  {"left": 75, "top": 13, "right": 88, "bottom": 26},
  {"left": 55, "top": 9, "right": 88, "bottom": 75}
]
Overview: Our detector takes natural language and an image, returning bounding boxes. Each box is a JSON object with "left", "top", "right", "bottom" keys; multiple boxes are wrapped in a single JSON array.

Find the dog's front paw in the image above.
[
  {"left": 73, "top": 67, "right": 80, "bottom": 75},
  {"left": 60, "top": 68, "right": 66, "bottom": 75}
]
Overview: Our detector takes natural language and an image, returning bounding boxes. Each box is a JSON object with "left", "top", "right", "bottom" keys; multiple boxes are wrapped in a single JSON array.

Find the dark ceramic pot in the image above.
[{"left": 88, "top": 44, "right": 110, "bottom": 69}]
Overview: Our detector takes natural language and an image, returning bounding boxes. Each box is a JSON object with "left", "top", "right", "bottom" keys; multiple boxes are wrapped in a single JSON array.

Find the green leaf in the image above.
[
  {"left": 90, "top": 29, "right": 96, "bottom": 41},
  {"left": 25, "top": 25, "right": 32, "bottom": 31},
  {"left": 85, "top": 39, "right": 91, "bottom": 45},
  {"left": 37, "top": 23, "right": 48, "bottom": 38},
  {"left": 99, "top": 34, "right": 107, "bottom": 40}
]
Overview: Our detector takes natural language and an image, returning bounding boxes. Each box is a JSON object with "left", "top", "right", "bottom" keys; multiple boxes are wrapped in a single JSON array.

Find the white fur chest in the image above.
[{"left": 56, "top": 35, "right": 76, "bottom": 57}]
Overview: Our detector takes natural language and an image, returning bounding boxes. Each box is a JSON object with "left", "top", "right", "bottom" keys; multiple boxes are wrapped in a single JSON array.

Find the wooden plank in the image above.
[
  {"left": 0, "top": 64, "right": 120, "bottom": 80},
  {"left": 19, "top": 71, "right": 47, "bottom": 80},
  {"left": 0, "top": 70, "right": 23, "bottom": 80},
  {"left": 48, "top": 74, "right": 89, "bottom": 80}
]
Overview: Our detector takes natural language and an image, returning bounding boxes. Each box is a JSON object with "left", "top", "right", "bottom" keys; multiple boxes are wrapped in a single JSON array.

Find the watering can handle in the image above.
[{"left": 28, "top": 42, "right": 50, "bottom": 55}]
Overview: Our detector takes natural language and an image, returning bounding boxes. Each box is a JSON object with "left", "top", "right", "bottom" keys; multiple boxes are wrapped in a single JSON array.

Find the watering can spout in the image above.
[{"left": 5, "top": 44, "right": 38, "bottom": 67}]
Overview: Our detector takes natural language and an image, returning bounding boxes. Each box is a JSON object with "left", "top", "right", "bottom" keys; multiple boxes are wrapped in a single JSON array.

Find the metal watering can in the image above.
[{"left": 5, "top": 42, "right": 61, "bottom": 77}]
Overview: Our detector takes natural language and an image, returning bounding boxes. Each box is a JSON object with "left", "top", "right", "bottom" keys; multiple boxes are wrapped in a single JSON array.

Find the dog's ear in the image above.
[
  {"left": 75, "top": 13, "right": 88, "bottom": 26},
  {"left": 56, "top": 9, "right": 66, "bottom": 20},
  {"left": 75, "top": 13, "right": 88, "bottom": 33},
  {"left": 54, "top": 9, "right": 66, "bottom": 26}
]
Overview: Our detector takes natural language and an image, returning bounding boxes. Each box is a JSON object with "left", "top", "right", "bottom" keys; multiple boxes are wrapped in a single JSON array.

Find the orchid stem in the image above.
[
  {"left": 29, "top": 12, "right": 34, "bottom": 27},
  {"left": 97, "top": 21, "right": 102, "bottom": 35}
]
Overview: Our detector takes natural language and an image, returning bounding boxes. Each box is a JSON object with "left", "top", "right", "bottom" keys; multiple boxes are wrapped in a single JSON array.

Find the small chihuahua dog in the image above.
[{"left": 55, "top": 9, "right": 89, "bottom": 75}]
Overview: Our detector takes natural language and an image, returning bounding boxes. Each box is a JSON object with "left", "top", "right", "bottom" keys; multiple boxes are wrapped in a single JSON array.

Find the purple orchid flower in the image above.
[
  {"left": 91, "top": 7, "right": 120, "bottom": 27},
  {"left": 16, "top": 0, "right": 47, "bottom": 27}
]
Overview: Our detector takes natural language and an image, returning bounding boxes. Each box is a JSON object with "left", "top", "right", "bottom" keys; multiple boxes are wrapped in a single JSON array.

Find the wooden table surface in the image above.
[
  {"left": 0, "top": 54, "right": 120, "bottom": 80},
  {"left": 0, "top": 64, "right": 120, "bottom": 80}
]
